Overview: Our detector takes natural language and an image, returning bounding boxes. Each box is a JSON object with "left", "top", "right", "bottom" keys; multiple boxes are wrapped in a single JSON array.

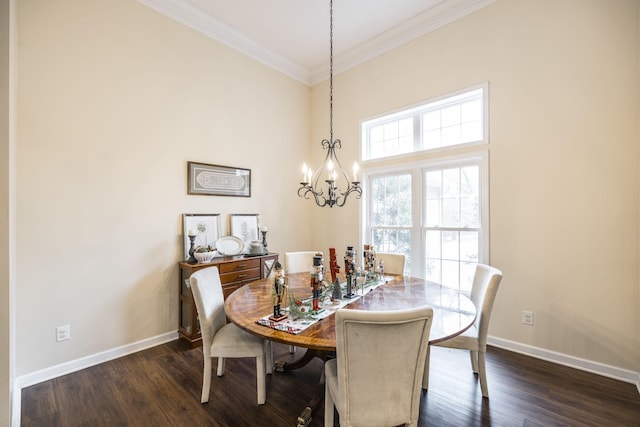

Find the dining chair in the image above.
[
  {"left": 376, "top": 252, "right": 406, "bottom": 275},
  {"left": 190, "top": 266, "right": 273, "bottom": 405},
  {"left": 422, "top": 263, "right": 503, "bottom": 397},
  {"left": 324, "top": 306, "right": 433, "bottom": 427},
  {"left": 284, "top": 251, "right": 323, "bottom": 274}
]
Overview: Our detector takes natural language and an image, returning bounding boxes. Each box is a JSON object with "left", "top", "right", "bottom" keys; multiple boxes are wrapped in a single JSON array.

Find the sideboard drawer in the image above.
[
  {"left": 219, "top": 258, "right": 260, "bottom": 273},
  {"left": 219, "top": 268, "right": 260, "bottom": 284}
]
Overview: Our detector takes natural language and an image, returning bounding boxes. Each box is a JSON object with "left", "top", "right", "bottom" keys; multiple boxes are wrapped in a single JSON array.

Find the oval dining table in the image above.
[{"left": 224, "top": 272, "right": 477, "bottom": 426}]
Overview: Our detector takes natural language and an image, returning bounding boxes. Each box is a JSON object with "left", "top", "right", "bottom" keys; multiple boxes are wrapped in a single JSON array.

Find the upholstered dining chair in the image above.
[
  {"left": 422, "top": 263, "right": 503, "bottom": 397},
  {"left": 284, "top": 251, "right": 323, "bottom": 274},
  {"left": 376, "top": 252, "right": 406, "bottom": 275},
  {"left": 190, "top": 266, "right": 273, "bottom": 405},
  {"left": 324, "top": 306, "right": 433, "bottom": 427}
]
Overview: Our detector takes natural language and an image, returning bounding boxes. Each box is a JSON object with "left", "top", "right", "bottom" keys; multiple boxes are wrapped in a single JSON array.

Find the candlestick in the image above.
[
  {"left": 261, "top": 230, "right": 268, "bottom": 251},
  {"left": 187, "top": 235, "right": 197, "bottom": 264}
]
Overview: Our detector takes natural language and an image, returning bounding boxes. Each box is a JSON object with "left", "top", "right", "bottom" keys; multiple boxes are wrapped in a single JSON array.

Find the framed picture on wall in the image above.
[
  {"left": 182, "top": 214, "right": 221, "bottom": 260},
  {"left": 187, "top": 161, "right": 251, "bottom": 197},
  {"left": 229, "top": 214, "right": 260, "bottom": 246}
]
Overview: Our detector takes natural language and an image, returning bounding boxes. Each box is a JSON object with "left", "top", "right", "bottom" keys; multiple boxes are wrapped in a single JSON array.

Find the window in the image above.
[
  {"left": 424, "top": 160, "right": 485, "bottom": 293},
  {"left": 362, "top": 85, "right": 489, "bottom": 293},
  {"left": 370, "top": 173, "right": 413, "bottom": 271},
  {"left": 362, "top": 86, "right": 487, "bottom": 161}
]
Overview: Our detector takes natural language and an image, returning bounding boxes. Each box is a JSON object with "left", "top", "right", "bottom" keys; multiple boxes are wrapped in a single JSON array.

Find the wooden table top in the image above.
[{"left": 224, "top": 272, "right": 477, "bottom": 352}]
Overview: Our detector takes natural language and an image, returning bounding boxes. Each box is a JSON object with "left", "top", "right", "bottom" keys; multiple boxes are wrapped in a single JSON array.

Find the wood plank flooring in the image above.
[{"left": 21, "top": 340, "right": 640, "bottom": 426}]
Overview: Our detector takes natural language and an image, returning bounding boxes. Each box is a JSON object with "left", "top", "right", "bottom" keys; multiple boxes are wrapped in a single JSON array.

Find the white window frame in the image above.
[
  {"left": 361, "top": 83, "right": 489, "bottom": 161},
  {"left": 422, "top": 152, "right": 489, "bottom": 290},
  {"left": 362, "top": 152, "right": 489, "bottom": 288}
]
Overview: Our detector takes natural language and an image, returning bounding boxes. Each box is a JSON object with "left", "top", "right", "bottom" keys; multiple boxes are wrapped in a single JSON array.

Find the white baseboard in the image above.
[
  {"left": 12, "top": 331, "right": 179, "bottom": 426},
  {"left": 11, "top": 387, "right": 20, "bottom": 427},
  {"left": 488, "top": 336, "right": 640, "bottom": 396}
]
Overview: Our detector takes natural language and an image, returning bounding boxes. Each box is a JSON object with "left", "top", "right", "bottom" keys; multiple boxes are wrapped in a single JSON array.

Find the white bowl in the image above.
[{"left": 194, "top": 251, "right": 216, "bottom": 263}]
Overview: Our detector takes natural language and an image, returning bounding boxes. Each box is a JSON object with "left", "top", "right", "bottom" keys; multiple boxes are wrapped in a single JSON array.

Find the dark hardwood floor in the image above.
[{"left": 21, "top": 340, "right": 640, "bottom": 426}]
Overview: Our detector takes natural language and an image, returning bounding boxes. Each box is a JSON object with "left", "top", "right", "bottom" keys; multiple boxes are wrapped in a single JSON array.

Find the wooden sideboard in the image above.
[{"left": 178, "top": 253, "right": 278, "bottom": 347}]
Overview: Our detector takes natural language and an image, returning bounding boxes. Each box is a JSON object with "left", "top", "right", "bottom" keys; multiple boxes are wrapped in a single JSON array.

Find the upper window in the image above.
[{"left": 361, "top": 85, "right": 487, "bottom": 161}]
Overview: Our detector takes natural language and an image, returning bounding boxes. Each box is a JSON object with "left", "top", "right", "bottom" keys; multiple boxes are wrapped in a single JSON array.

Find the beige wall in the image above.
[
  {"left": 15, "top": 0, "right": 311, "bottom": 375},
  {"left": 1, "top": 0, "right": 13, "bottom": 423},
  {"left": 314, "top": 0, "right": 640, "bottom": 371}
]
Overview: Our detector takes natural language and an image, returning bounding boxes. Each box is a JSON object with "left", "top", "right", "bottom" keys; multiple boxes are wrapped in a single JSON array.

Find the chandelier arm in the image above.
[
  {"left": 335, "top": 184, "right": 363, "bottom": 207},
  {"left": 314, "top": 192, "right": 329, "bottom": 207},
  {"left": 326, "top": 138, "right": 348, "bottom": 180},
  {"left": 297, "top": 184, "right": 329, "bottom": 207},
  {"left": 310, "top": 143, "right": 334, "bottom": 184}
]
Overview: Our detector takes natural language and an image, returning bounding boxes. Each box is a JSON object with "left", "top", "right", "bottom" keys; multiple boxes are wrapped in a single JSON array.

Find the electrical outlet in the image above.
[
  {"left": 521, "top": 310, "right": 534, "bottom": 326},
  {"left": 56, "top": 325, "right": 71, "bottom": 342}
]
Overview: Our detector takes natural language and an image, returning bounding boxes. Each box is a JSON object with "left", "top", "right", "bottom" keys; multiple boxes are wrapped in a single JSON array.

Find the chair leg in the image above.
[
  {"left": 422, "top": 345, "right": 431, "bottom": 390},
  {"left": 478, "top": 351, "right": 489, "bottom": 398},
  {"left": 256, "top": 355, "right": 266, "bottom": 405},
  {"left": 217, "top": 357, "right": 225, "bottom": 376},
  {"left": 289, "top": 345, "right": 296, "bottom": 354},
  {"left": 470, "top": 350, "right": 479, "bottom": 373},
  {"left": 324, "top": 380, "right": 334, "bottom": 427},
  {"left": 266, "top": 341, "right": 273, "bottom": 375},
  {"left": 201, "top": 357, "right": 212, "bottom": 403}
]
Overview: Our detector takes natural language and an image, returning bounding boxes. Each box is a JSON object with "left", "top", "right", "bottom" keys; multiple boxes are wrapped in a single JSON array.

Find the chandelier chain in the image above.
[{"left": 329, "top": 0, "right": 333, "bottom": 143}]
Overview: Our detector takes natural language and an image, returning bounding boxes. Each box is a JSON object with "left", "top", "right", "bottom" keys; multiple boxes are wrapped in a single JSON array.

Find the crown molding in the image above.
[
  {"left": 138, "top": 0, "right": 496, "bottom": 87},
  {"left": 137, "top": 0, "right": 312, "bottom": 84}
]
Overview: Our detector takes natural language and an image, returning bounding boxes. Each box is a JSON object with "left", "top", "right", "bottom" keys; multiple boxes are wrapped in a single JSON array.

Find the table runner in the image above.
[{"left": 255, "top": 276, "right": 390, "bottom": 334}]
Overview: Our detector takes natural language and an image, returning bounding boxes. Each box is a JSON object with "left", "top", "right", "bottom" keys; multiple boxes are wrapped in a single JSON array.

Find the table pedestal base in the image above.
[
  {"left": 274, "top": 348, "right": 327, "bottom": 372},
  {"left": 274, "top": 348, "right": 333, "bottom": 426},
  {"left": 297, "top": 406, "right": 313, "bottom": 427}
]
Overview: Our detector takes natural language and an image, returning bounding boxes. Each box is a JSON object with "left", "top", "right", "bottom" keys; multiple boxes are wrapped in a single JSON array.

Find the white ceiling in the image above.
[{"left": 138, "top": 0, "right": 496, "bottom": 85}]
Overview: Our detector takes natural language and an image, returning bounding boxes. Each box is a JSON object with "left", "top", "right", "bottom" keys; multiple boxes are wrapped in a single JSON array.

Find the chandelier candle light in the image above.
[{"left": 298, "top": 0, "right": 362, "bottom": 208}]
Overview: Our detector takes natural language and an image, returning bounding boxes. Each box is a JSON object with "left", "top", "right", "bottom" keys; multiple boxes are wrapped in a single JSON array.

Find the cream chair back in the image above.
[
  {"left": 325, "top": 306, "right": 433, "bottom": 427},
  {"left": 190, "top": 266, "right": 227, "bottom": 346},
  {"left": 284, "top": 251, "right": 323, "bottom": 274},
  {"left": 376, "top": 252, "right": 406, "bottom": 275},
  {"left": 469, "top": 263, "right": 503, "bottom": 347}
]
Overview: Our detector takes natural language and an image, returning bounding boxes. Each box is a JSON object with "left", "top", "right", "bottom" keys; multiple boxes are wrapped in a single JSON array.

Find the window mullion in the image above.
[
  {"left": 412, "top": 167, "right": 422, "bottom": 278},
  {"left": 413, "top": 111, "right": 421, "bottom": 152}
]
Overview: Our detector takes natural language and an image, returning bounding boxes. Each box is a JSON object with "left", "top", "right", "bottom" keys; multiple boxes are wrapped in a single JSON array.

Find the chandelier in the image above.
[{"left": 298, "top": 0, "right": 361, "bottom": 208}]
